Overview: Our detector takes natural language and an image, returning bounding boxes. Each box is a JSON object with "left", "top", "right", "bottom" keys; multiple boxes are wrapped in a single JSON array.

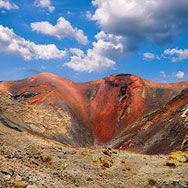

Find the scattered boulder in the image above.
[{"left": 166, "top": 151, "right": 188, "bottom": 167}]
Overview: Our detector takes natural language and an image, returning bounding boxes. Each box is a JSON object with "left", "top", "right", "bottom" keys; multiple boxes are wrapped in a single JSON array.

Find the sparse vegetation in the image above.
[
  {"left": 61, "top": 165, "right": 67, "bottom": 170},
  {"left": 122, "top": 167, "right": 131, "bottom": 171},
  {"left": 0, "top": 106, "right": 188, "bottom": 188},
  {"left": 101, "top": 166, "right": 106, "bottom": 170},
  {"left": 86, "top": 176, "right": 93, "bottom": 181},
  {"left": 92, "top": 158, "right": 98, "bottom": 163},
  {"left": 14, "top": 181, "right": 26, "bottom": 188},
  {"left": 41, "top": 155, "right": 52, "bottom": 162},
  {"left": 148, "top": 178, "right": 156, "bottom": 185},
  {"left": 166, "top": 151, "right": 188, "bottom": 167},
  {"left": 72, "top": 177, "right": 76, "bottom": 183},
  {"left": 102, "top": 148, "right": 112, "bottom": 157},
  {"left": 99, "top": 157, "right": 113, "bottom": 168},
  {"left": 81, "top": 151, "right": 88, "bottom": 156}
]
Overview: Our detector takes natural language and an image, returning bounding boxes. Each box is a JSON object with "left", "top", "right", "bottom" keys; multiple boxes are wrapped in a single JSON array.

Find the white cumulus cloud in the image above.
[
  {"left": 34, "top": 0, "right": 55, "bottom": 13},
  {"left": 65, "top": 31, "right": 126, "bottom": 72},
  {"left": 65, "top": 48, "right": 115, "bottom": 72},
  {"left": 175, "top": 71, "right": 185, "bottom": 79},
  {"left": 163, "top": 48, "right": 188, "bottom": 62},
  {"left": 31, "top": 17, "right": 88, "bottom": 45},
  {"left": 94, "top": 31, "right": 125, "bottom": 58},
  {"left": 0, "top": 25, "right": 66, "bottom": 60},
  {"left": 91, "top": 0, "right": 188, "bottom": 49},
  {"left": 0, "top": 0, "right": 18, "bottom": 10}
]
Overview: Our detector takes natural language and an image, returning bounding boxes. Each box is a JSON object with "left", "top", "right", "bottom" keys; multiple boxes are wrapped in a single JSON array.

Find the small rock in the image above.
[
  {"left": 75, "top": 183, "right": 79, "bottom": 187},
  {"left": 7, "top": 154, "right": 12, "bottom": 159},
  {"left": 15, "top": 175, "right": 22, "bottom": 181},
  {"left": 53, "top": 172, "right": 58, "bottom": 175},
  {"left": 1, "top": 168, "right": 14, "bottom": 176},
  {"left": 4, "top": 175, "right": 11, "bottom": 181},
  {"left": 102, "top": 148, "right": 112, "bottom": 157}
]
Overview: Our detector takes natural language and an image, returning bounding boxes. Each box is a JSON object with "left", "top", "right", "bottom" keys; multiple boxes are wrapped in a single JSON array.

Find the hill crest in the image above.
[{"left": 0, "top": 73, "right": 187, "bottom": 154}]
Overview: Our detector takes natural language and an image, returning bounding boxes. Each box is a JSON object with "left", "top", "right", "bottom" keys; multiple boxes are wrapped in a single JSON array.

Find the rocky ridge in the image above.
[
  {"left": 0, "top": 73, "right": 188, "bottom": 187},
  {"left": 0, "top": 73, "right": 187, "bottom": 154}
]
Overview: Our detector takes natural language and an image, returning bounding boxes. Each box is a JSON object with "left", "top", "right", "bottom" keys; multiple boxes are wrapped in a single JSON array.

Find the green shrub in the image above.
[
  {"left": 86, "top": 176, "right": 93, "bottom": 181},
  {"left": 14, "top": 181, "right": 26, "bottom": 188}
]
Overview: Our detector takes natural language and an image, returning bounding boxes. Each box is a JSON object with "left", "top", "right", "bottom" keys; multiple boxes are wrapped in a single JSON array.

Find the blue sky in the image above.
[{"left": 0, "top": 0, "right": 188, "bottom": 83}]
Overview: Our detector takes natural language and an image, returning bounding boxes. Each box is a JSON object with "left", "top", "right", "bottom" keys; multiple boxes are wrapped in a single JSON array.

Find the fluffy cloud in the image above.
[
  {"left": 91, "top": 0, "right": 188, "bottom": 48},
  {"left": 65, "top": 48, "right": 115, "bottom": 72},
  {"left": 160, "top": 70, "right": 186, "bottom": 82},
  {"left": 143, "top": 52, "right": 160, "bottom": 60},
  {"left": 175, "top": 71, "right": 185, "bottom": 79},
  {"left": 69, "top": 48, "right": 84, "bottom": 57},
  {"left": 0, "top": 25, "right": 66, "bottom": 60},
  {"left": 94, "top": 31, "right": 125, "bottom": 58},
  {"left": 34, "top": 0, "right": 55, "bottom": 13},
  {"left": 65, "top": 31, "right": 126, "bottom": 72},
  {"left": 0, "top": 0, "right": 18, "bottom": 10},
  {"left": 163, "top": 48, "right": 188, "bottom": 62},
  {"left": 31, "top": 17, "right": 88, "bottom": 45}
]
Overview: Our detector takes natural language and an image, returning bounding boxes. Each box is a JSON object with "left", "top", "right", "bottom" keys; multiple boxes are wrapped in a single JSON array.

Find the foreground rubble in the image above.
[{"left": 0, "top": 122, "right": 188, "bottom": 188}]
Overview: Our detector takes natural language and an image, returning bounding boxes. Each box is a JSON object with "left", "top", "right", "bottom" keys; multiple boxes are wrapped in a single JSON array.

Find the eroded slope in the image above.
[{"left": 0, "top": 73, "right": 187, "bottom": 153}]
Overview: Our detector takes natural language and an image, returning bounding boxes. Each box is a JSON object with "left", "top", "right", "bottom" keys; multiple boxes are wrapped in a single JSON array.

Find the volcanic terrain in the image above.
[
  {"left": 0, "top": 73, "right": 188, "bottom": 188},
  {"left": 0, "top": 73, "right": 187, "bottom": 154}
]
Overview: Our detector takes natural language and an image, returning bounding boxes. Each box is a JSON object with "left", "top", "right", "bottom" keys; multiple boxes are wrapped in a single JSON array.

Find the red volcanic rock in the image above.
[{"left": 0, "top": 73, "right": 187, "bottom": 154}]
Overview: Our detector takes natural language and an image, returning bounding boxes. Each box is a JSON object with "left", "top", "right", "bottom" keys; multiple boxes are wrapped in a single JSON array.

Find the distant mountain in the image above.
[{"left": 0, "top": 73, "right": 187, "bottom": 154}]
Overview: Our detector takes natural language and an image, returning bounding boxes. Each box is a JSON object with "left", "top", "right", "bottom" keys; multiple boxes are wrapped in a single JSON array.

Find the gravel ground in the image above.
[{"left": 0, "top": 123, "right": 188, "bottom": 188}]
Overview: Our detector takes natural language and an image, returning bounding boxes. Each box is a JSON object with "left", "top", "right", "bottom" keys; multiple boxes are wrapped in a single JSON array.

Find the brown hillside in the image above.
[{"left": 0, "top": 73, "right": 187, "bottom": 154}]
